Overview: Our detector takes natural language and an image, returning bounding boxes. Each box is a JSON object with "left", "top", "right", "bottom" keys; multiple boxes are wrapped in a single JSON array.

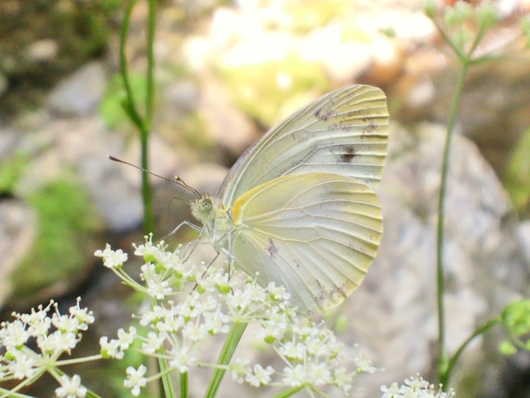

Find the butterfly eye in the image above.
[{"left": 200, "top": 198, "right": 212, "bottom": 212}]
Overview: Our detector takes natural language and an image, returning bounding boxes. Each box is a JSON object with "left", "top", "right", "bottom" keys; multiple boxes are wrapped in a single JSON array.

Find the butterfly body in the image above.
[{"left": 191, "top": 85, "right": 389, "bottom": 313}]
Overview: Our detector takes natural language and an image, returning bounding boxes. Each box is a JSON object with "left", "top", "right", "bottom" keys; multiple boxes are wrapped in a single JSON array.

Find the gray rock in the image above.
[
  {"left": 164, "top": 80, "right": 200, "bottom": 115},
  {"left": 48, "top": 62, "right": 107, "bottom": 116},
  {"left": 198, "top": 77, "right": 259, "bottom": 157},
  {"left": 518, "top": 220, "right": 530, "bottom": 266},
  {"left": 23, "top": 39, "right": 59, "bottom": 63},
  {"left": 0, "top": 199, "right": 36, "bottom": 309},
  {"left": 346, "top": 122, "right": 528, "bottom": 396}
]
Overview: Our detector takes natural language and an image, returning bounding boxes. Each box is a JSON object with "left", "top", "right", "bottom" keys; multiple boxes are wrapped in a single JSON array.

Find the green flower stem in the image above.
[
  {"left": 435, "top": 58, "right": 470, "bottom": 385},
  {"left": 0, "top": 388, "right": 33, "bottom": 398},
  {"left": 146, "top": 0, "right": 156, "bottom": 127},
  {"left": 468, "top": 24, "right": 487, "bottom": 57},
  {"left": 140, "top": 0, "right": 157, "bottom": 234},
  {"left": 149, "top": 297, "right": 176, "bottom": 398},
  {"left": 55, "top": 354, "right": 103, "bottom": 366},
  {"left": 204, "top": 322, "right": 248, "bottom": 398},
  {"left": 273, "top": 385, "right": 305, "bottom": 398},
  {"left": 119, "top": 0, "right": 143, "bottom": 132},
  {"left": 119, "top": 0, "right": 155, "bottom": 234},
  {"left": 432, "top": 18, "right": 465, "bottom": 60},
  {"left": 180, "top": 371, "right": 188, "bottom": 398},
  {"left": 49, "top": 367, "right": 104, "bottom": 398},
  {"left": 439, "top": 318, "right": 499, "bottom": 388},
  {"left": 158, "top": 355, "right": 176, "bottom": 398},
  {"left": 85, "top": 391, "right": 105, "bottom": 398}
]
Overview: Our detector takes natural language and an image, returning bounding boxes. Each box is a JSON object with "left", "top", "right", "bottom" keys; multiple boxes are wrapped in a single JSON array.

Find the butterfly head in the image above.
[
  {"left": 191, "top": 194, "right": 233, "bottom": 246},
  {"left": 190, "top": 194, "right": 215, "bottom": 225}
]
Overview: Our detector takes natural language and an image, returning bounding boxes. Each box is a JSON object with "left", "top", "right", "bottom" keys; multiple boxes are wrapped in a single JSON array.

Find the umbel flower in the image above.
[
  {"left": 95, "top": 235, "right": 377, "bottom": 396},
  {"left": 0, "top": 298, "right": 94, "bottom": 397},
  {"left": 0, "top": 235, "right": 456, "bottom": 397},
  {"left": 381, "top": 374, "right": 455, "bottom": 398}
]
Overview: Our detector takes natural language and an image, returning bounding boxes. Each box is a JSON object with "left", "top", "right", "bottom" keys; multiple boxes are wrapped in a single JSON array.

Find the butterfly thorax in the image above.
[{"left": 191, "top": 194, "right": 237, "bottom": 250}]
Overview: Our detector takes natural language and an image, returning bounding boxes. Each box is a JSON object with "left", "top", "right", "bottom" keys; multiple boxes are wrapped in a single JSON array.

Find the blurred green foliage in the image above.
[
  {"left": 0, "top": 152, "right": 28, "bottom": 194},
  {"left": 499, "top": 299, "right": 530, "bottom": 355}
]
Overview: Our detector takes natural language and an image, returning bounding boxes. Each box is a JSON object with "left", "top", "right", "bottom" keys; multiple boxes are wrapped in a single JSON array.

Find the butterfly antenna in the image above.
[{"left": 108, "top": 155, "right": 201, "bottom": 198}]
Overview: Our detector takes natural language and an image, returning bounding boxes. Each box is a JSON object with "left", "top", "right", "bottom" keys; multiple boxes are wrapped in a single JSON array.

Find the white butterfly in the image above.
[{"left": 191, "top": 85, "right": 389, "bottom": 313}]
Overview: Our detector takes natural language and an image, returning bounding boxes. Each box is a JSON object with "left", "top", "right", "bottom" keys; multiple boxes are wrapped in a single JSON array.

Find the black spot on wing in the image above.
[
  {"left": 266, "top": 238, "right": 278, "bottom": 258},
  {"left": 339, "top": 146, "right": 356, "bottom": 163},
  {"left": 314, "top": 107, "right": 335, "bottom": 121}
]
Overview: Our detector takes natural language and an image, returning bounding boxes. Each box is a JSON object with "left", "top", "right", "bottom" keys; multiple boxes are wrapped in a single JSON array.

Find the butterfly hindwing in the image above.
[{"left": 230, "top": 172, "right": 383, "bottom": 313}]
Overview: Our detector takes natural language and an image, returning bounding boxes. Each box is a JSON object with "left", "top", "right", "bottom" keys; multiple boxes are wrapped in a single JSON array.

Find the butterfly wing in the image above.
[
  {"left": 218, "top": 85, "right": 389, "bottom": 208},
  {"left": 230, "top": 172, "right": 383, "bottom": 313}
]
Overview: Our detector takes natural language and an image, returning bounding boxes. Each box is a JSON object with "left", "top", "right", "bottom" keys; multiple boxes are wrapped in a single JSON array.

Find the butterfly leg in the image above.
[{"left": 169, "top": 220, "right": 202, "bottom": 236}]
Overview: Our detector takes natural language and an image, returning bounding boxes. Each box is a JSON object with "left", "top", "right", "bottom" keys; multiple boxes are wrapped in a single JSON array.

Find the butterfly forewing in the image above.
[
  {"left": 230, "top": 172, "right": 383, "bottom": 313},
  {"left": 219, "top": 85, "right": 389, "bottom": 208}
]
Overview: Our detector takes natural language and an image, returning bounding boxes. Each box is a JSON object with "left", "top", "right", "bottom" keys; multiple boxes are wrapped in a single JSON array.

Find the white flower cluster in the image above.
[
  {"left": 0, "top": 298, "right": 95, "bottom": 397},
  {"left": 95, "top": 235, "right": 376, "bottom": 396},
  {"left": 0, "top": 235, "right": 457, "bottom": 398},
  {"left": 380, "top": 374, "right": 456, "bottom": 398}
]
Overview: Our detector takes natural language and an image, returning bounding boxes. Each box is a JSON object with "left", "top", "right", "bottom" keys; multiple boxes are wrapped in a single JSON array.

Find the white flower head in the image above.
[
  {"left": 100, "top": 336, "right": 124, "bottom": 360},
  {"left": 245, "top": 364, "right": 275, "bottom": 387},
  {"left": 69, "top": 298, "right": 95, "bottom": 327},
  {"left": 8, "top": 351, "right": 37, "bottom": 380},
  {"left": 230, "top": 357, "right": 252, "bottom": 384},
  {"left": 168, "top": 345, "right": 197, "bottom": 373},
  {"left": 380, "top": 374, "right": 456, "bottom": 398},
  {"left": 141, "top": 331, "right": 166, "bottom": 354},
  {"left": 124, "top": 365, "right": 147, "bottom": 397},
  {"left": 55, "top": 374, "right": 87, "bottom": 398},
  {"left": 94, "top": 244, "right": 128, "bottom": 268},
  {"left": 0, "top": 319, "right": 30, "bottom": 349}
]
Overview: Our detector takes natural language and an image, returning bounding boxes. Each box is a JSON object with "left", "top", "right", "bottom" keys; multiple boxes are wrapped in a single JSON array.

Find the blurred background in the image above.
[{"left": 1, "top": 0, "right": 530, "bottom": 397}]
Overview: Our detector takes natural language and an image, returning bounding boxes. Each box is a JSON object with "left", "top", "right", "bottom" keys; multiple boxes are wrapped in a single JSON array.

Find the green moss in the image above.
[
  {"left": 0, "top": 152, "right": 29, "bottom": 194},
  {"left": 505, "top": 126, "right": 530, "bottom": 217},
  {"left": 216, "top": 52, "right": 328, "bottom": 128},
  {"left": 10, "top": 179, "right": 103, "bottom": 296}
]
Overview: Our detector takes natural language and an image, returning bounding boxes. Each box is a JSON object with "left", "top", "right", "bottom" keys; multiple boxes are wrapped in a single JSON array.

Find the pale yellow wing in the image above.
[
  {"left": 219, "top": 85, "right": 388, "bottom": 208},
  {"left": 230, "top": 172, "right": 383, "bottom": 313}
]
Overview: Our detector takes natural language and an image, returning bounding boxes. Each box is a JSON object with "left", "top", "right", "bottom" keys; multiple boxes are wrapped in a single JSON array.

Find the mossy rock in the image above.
[{"left": 8, "top": 179, "right": 103, "bottom": 309}]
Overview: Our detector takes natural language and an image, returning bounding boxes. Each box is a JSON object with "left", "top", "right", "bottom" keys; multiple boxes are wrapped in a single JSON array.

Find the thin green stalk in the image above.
[
  {"left": 439, "top": 318, "right": 499, "bottom": 387},
  {"left": 119, "top": 0, "right": 155, "bottom": 234},
  {"left": 119, "top": 0, "right": 143, "bottom": 132},
  {"left": 204, "top": 322, "right": 248, "bottom": 398},
  {"left": 273, "top": 385, "right": 305, "bottom": 398},
  {"left": 432, "top": 18, "right": 466, "bottom": 60},
  {"left": 180, "top": 371, "right": 188, "bottom": 398},
  {"left": 139, "top": 0, "right": 157, "bottom": 234},
  {"left": 149, "top": 295, "right": 176, "bottom": 398},
  {"left": 146, "top": 0, "right": 157, "bottom": 127},
  {"left": 436, "top": 62, "right": 469, "bottom": 383},
  {"left": 158, "top": 354, "right": 176, "bottom": 398},
  {"left": 85, "top": 391, "right": 104, "bottom": 398},
  {"left": 0, "top": 390, "right": 29, "bottom": 398}
]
